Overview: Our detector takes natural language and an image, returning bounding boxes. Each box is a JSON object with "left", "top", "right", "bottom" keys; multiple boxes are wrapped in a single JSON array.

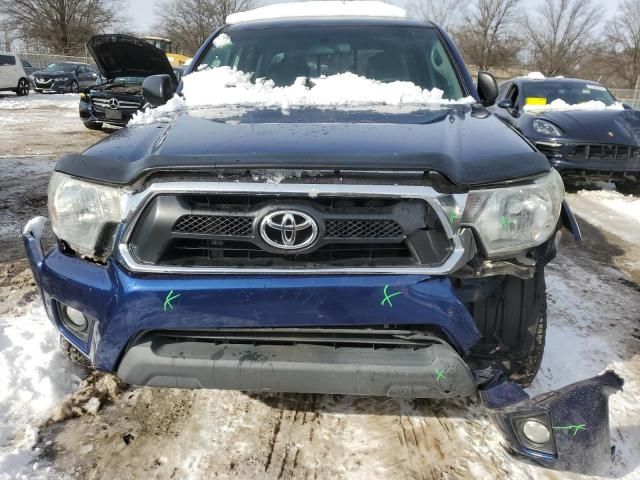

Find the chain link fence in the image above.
[
  {"left": 609, "top": 88, "right": 640, "bottom": 109},
  {"left": 16, "top": 52, "right": 93, "bottom": 70}
]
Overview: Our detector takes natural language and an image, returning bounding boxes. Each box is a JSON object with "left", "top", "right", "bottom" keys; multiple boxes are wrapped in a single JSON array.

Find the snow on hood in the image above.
[
  {"left": 523, "top": 98, "right": 625, "bottom": 113},
  {"left": 130, "top": 67, "right": 474, "bottom": 125},
  {"left": 226, "top": 1, "right": 407, "bottom": 24}
]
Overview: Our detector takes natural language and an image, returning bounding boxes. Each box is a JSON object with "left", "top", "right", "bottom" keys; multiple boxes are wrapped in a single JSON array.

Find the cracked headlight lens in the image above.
[
  {"left": 462, "top": 170, "right": 564, "bottom": 258},
  {"left": 48, "top": 173, "right": 129, "bottom": 256}
]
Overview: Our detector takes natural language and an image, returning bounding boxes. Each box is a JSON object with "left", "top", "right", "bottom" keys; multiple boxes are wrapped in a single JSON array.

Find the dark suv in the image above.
[
  {"left": 23, "top": 4, "right": 621, "bottom": 475},
  {"left": 32, "top": 62, "right": 98, "bottom": 93},
  {"left": 79, "top": 35, "right": 177, "bottom": 129}
]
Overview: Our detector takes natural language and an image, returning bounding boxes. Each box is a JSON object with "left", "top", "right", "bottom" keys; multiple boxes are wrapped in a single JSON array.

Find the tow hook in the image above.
[{"left": 478, "top": 370, "right": 623, "bottom": 474}]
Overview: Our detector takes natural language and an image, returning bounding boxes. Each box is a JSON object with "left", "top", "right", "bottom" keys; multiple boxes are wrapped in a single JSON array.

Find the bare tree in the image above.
[
  {"left": 155, "top": 0, "right": 255, "bottom": 56},
  {"left": 0, "top": 0, "right": 122, "bottom": 55},
  {"left": 455, "top": 0, "right": 522, "bottom": 69},
  {"left": 607, "top": 0, "right": 640, "bottom": 88},
  {"left": 525, "top": 0, "right": 602, "bottom": 76},
  {"left": 406, "top": 0, "right": 464, "bottom": 29}
]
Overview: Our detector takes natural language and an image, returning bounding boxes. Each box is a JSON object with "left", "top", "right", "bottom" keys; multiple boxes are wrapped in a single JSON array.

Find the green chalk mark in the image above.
[
  {"left": 500, "top": 216, "right": 515, "bottom": 231},
  {"left": 435, "top": 368, "right": 446, "bottom": 381},
  {"left": 163, "top": 290, "right": 181, "bottom": 311},
  {"left": 380, "top": 285, "right": 402, "bottom": 307},
  {"left": 449, "top": 210, "right": 460, "bottom": 224},
  {"left": 553, "top": 424, "right": 587, "bottom": 436}
]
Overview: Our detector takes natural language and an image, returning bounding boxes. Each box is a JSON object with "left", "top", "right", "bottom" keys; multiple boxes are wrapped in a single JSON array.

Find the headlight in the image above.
[
  {"left": 462, "top": 170, "right": 564, "bottom": 258},
  {"left": 532, "top": 119, "right": 563, "bottom": 137},
  {"left": 48, "top": 173, "right": 130, "bottom": 256}
]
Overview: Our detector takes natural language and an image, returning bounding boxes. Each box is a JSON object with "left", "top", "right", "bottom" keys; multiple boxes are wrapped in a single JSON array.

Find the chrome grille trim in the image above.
[
  {"left": 117, "top": 182, "right": 473, "bottom": 275},
  {"left": 92, "top": 98, "right": 142, "bottom": 110}
]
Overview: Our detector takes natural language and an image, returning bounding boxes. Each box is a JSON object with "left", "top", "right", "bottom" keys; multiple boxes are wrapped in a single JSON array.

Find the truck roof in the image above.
[{"left": 226, "top": 1, "right": 408, "bottom": 25}]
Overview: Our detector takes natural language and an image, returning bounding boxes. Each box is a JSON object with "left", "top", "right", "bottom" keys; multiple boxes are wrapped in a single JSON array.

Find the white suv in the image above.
[{"left": 0, "top": 52, "right": 30, "bottom": 96}]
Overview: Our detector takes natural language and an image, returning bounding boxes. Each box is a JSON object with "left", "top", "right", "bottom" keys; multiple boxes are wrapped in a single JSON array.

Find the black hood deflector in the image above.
[
  {"left": 55, "top": 106, "right": 551, "bottom": 188},
  {"left": 87, "top": 34, "right": 176, "bottom": 82}
]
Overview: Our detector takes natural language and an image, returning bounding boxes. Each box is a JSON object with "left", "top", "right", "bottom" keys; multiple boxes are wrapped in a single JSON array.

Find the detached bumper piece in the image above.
[
  {"left": 117, "top": 331, "right": 477, "bottom": 398},
  {"left": 481, "top": 371, "right": 623, "bottom": 475}
]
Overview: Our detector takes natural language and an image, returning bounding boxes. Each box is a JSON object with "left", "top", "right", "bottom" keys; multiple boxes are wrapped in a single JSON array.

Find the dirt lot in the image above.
[{"left": 0, "top": 92, "right": 638, "bottom": 480}]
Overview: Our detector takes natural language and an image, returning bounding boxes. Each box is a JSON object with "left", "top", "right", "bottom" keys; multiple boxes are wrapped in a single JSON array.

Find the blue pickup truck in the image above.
[{"left": 23, "top": 3, "right": 621, "bottom": 474}]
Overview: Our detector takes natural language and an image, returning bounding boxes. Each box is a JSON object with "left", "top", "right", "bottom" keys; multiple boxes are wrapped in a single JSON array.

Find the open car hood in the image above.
[{"left": 87, "top": 34, "right": 176, "bottom": 82}]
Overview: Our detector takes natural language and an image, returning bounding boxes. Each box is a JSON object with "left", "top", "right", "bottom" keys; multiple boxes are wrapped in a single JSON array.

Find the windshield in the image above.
[
  {"left": 45, "top": 63, "right": 77, "bottom": 73},
  {"left": 523, "top": 81, "right": 616, "bottom": 107},
  {"left": 197, "top": 26, "right": 465, "bottom": 99}
]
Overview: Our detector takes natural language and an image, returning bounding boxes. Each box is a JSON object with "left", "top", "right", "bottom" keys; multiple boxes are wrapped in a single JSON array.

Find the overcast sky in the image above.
[{"left": 125, "top": 0, "right": 619, "bottom": 35}]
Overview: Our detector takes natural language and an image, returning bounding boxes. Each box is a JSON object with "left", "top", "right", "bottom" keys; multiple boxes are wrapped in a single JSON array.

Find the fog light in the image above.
[
  {"left": 64, "top": 306, "right": 88, "bottom": 332},
  {"left": 522, "top": 419, "right": 551, "bottom": 444}
]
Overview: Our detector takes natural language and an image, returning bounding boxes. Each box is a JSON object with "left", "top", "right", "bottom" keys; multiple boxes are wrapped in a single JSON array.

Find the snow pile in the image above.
[
  {"left": 524, "top": 98, "right": 625, "bottom": 113},
  {"left": 0, "top": 94, "right": 79, "bottom": 111},
  {"left": 212, "top": 33, "right": 232, "bottom": 48},
  {"left": 527, "top": 71, "right": 546, "bottom": 80},
  {"left": 0, "top": 303, "right": 85, "bottom": 479},
  {"left": 131, "top": 67, "right": 473, "bottom": 125},
  {"left": 226, "top": 1, "right": 406, "bottom": 24}
]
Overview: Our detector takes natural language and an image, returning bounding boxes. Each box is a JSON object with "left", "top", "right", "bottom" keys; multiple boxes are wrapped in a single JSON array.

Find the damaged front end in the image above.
[{"left": 479, "top": 369, "right": 624, "bottom": 475}]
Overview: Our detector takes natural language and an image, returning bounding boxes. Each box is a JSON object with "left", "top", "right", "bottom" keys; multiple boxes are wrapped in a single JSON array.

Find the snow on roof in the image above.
[
  {"left": 226, "top": 1, "right": 407, "bottom": 25},
  {"left": 130, "top": 66, "right": 473, "bottom": 125},
  {"left": 527, "top": 72, "right": 546, "bottom": 80}
]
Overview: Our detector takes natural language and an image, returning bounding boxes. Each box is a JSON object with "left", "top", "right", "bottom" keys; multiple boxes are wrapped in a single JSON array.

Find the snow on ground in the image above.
[
  {"left": 131, "top": 68, "right": 474, "bottom": 125},
  {"left": 226, "top": 1, "right": 407, "bottom": 24},
  {"left": 0, "top": 303, "right": 84, "bottom": 480},
  {"left": 0, "top": 94, "right": 79, "bottom": 111},
  {"left": 568, "top": 189, "right": 640, "bottom": 245}
]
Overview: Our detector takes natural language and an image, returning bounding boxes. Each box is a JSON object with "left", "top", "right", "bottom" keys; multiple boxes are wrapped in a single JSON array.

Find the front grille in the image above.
[
  {"left": 567, "top": 143, "right": 640, "bottom": 162},
  {"left": 174, "top": 215, "right": 253, "bottom": 236},
  {"left": 325, "top": 219, "right": 403, "bottom": 238},
  {"left": 92, "top": 97, "right": 142, "bottom": 110},
  {"left": 128, "top": 188, "right": 455, "bottom": 270}
]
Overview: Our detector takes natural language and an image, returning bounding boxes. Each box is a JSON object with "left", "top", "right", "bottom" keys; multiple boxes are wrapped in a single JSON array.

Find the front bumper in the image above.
[
  {"left": 23, "top": 216, "right": 623, "bottom": 474},
  {"left": 79, "top": 99, "right": 138, "bottom": 126},
  {"left": 34, "top": 79, "right": 74, "bottom": 93}
]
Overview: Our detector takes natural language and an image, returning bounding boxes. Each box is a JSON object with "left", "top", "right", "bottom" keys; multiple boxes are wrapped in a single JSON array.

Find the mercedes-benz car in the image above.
[
  {"left": 493, "top": 76, "right": 640, "bottom": 194},
  {"left": 79, "top": 34, "right": 177, "bottom": 130},
  {"left": 23, "top": 3, "right": 622, "bottom": 474},
  {"left": 32, "top": 61, "right": 98, "bottom": 93}
]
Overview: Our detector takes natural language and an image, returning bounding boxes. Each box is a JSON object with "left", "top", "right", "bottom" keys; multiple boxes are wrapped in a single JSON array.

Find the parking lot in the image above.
[{"left": 0, "top": 92, "right": 639, "bottom": 480}]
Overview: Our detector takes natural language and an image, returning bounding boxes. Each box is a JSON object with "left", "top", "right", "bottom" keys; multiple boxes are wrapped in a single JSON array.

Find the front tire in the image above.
[
  {"left": 70, "top": 80, "right": 79, "bottom": 93},
  {"left": 15, "top": 78, "right": 29, "bottom": 96},
  {"left": 615, "top": 180, "right": 640, "bottom": 195},
  {"left": 83, "top": 121, "right": 103, "bottom": 130},
  {"left": 60, "top": 336, "right": 93, "bottom": 369},
  {"left": 466, "top": 268, "right": 547, "bottom": 386}
]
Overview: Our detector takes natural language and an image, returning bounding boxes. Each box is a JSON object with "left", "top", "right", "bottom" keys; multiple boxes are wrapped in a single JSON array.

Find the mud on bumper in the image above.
[{"left": 23, "top": 216, "right": 623, "bottom": 474}]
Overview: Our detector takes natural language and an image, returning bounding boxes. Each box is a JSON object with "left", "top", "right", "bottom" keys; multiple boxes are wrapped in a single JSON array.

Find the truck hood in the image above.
[
  {"left": 56, "top": 106, "right": 550, "bottom": 188},
  {"left": 87, "top": 34, "right": 176, "bottom": 82},
  {"left": 531, "top": 108, "right": 640, "bottom": 144}
]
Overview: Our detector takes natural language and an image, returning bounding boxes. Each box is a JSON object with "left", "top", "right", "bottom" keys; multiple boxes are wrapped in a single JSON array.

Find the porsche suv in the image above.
[{"left": 23, "top": 3, "right": 621, "bottom": 474}]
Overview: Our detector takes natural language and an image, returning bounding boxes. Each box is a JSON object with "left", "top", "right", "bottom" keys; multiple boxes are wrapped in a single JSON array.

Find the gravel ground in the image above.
[{"left": 0, "top": 92, "right": 638, "bottom": 480}]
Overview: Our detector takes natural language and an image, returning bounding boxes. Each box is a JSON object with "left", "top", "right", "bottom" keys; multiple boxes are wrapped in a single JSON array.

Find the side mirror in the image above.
[
  {"left": 623, "top": 103, "right": 633, "bottom": 110},
  {"left": 497, "top": 99, "right": 512, "bottom": 109},
  {"left": 477, "top": 71, "right": 499, "bottom": 107},
  {"left": 142, "top": 74, "right": 175, "bottom": 107}
]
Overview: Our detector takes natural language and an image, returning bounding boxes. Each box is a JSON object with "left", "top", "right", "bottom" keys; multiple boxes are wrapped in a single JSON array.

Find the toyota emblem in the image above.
[
  {"left": 108, "top": 98, "right": 120, "bottom": 109},
  {"left": 259, "top": 210, "right": 318, "bottom": 250}
]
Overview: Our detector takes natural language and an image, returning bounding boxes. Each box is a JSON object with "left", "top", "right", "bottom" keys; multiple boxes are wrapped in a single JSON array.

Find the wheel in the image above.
[
  {"left": 15, "top": 78, "right": 29, "bottom": 96},
  {"left": 615, "top": 180, "right": 640, "bottom": 195},
  {"left": 70, "top": 80, "right": 79, "bottom": 93},
  {"left": 84, "top": 121, "right": 103, "bottom": 130},
  {"left": 60, "top": 336, "right": 93, "bottom": 369},
  {"left": 465, "top": 268, "right": 547, "bottom": 387}
]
